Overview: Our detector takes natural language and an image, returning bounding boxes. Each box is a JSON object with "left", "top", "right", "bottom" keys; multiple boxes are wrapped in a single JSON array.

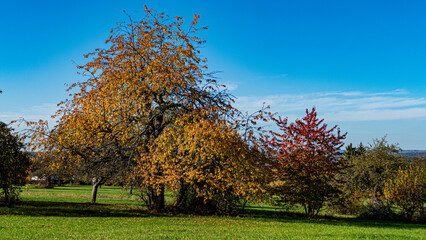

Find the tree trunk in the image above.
[
  {"left": 129, "top": 185, "right": 133, "bottom": 195},
  {"left": 174, "top": 179, "right": 188, "bottom": 208},
  {"left": 241, "top": 198, "right": 248, "bottom": 212},
  {"left": 91, "top": 177, "right": 102, "bottom": 204},
  {"left": 44, "top": 175, "right": 54, "bottom": 188},
  {"left": 3, "top": 188, "right": 9, "bottom": 205},
  {"left": 156, "top": 184, "right": 165, "bottom": 211},
  {"left": 303, "top": 205, "right": 308, "bottom": 215},
  {"left": 148, "top": 185, "right": 165, "bottom": 212}
]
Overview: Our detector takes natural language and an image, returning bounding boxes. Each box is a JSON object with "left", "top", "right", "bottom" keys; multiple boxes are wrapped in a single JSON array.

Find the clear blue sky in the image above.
[{"left": 1, "top": 0, "right": 426, "bottom": 149}]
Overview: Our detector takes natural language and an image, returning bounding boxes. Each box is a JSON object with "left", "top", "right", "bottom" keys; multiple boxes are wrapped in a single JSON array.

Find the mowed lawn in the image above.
[
  {"left": 0, "top": 185, "right": 425, "bottom": 239},
  {"left": 19, "top": 184, "right": 141, "bottom": 205}
]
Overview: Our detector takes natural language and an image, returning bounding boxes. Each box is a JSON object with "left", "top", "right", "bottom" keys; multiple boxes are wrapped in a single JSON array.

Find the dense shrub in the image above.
[
  {"left": 172, "top": 182, "right": 240, "bottom": 215},
  {"left": 359, "top": 198, "right": 401, "bottom": 220},
  {"left": 327, "top": 190, "right": 365, "bottom": 215},
  {"left": 383, "top": 166, "right": 425, "bottom": 220}
]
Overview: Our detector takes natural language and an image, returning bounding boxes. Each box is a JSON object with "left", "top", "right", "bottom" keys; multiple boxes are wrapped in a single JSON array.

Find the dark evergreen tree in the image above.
[{"left": 0, "top": 122, "right": 31, "bottom": 205}]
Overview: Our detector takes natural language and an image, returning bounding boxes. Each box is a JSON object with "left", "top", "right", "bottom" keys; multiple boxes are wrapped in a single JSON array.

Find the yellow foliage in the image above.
[
  {"left": 383, "top": 166, "right": 425, "bottom": 218},
  {"left": 20, "top": 6, "right": 268, "bottom": 210}
]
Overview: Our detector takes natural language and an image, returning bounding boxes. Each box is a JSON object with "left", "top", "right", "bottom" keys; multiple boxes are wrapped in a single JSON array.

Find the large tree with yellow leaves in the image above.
[{"left": 24, "top": 7, "right": 268, "bottom": 212}]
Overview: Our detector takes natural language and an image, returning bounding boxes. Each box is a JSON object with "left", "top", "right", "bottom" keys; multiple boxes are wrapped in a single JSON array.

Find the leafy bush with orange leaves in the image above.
[{"left": 138, "top": 115, "right": 269, "bottom": 214}]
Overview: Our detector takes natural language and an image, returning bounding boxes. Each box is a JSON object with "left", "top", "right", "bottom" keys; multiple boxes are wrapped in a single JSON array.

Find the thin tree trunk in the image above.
[
  {"left": 3, "top": 188, "right": 9, "bottom": 205},
  {"left": 129, "top": 185, "right": 133, "bottom": 195},
  {"left": 91, "top": 177, "right": 102, "bottom": 204},
  {"left": 241, "top": 198, "right": 248, "bottom": 212}
]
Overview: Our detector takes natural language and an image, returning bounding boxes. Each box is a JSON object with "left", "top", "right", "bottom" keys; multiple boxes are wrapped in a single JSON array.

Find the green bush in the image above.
[
  {"left": 327, "top": 191, "right": 365, "bottom": 216},
  {"left": 359, "top": 198, "right": 401, "bottom": 221}
]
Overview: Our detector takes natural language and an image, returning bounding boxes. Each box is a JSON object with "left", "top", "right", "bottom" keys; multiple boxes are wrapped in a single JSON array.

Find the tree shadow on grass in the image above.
[
  {"left": 1, "top": 201, "right": 425, "bottom": 232},
  {"left": 243, "top": 206, "right": 426, "bottom": 231},
  {"left": 0, "top": 201, "right": 147, "bottom": 218}
]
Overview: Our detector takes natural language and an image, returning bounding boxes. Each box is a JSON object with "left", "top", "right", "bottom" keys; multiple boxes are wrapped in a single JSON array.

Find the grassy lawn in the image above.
[
  {"left": 19, "top": 184, "right": 141, "bottom": 205},
  {"left": 0, "top": 185, "right": 425, "bottom": 239}
]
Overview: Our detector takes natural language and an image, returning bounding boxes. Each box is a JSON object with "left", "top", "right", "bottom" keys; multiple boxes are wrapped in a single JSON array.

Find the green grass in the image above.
[
  {"left": 19, "top": 184, "right": 141, "bottom": 205},
  {"left": 0, "top": 185, "right": 425, "bottom": 239}
]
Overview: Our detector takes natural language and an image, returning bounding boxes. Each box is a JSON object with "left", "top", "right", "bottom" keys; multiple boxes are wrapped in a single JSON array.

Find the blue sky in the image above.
[{"left": 1, "top": 0, "right": 426, "bottom": 149}]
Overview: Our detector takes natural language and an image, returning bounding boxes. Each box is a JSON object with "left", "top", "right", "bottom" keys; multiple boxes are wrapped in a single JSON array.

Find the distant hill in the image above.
[{"left": 400, "top": 150, "right": 426, "bottom": 157}]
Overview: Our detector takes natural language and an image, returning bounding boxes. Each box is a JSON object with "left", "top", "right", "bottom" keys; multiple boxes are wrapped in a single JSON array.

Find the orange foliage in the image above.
[
  {"left": 135, "top": 114, "right": 268, "bottom": 201},
  {"left": 21, "top": 6, "right": 267, "bottom": 212}
]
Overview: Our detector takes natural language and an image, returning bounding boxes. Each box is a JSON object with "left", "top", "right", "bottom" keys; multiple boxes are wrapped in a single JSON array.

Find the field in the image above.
[{"left": 0, "top": 185, "right": 425, "bottom": 239}]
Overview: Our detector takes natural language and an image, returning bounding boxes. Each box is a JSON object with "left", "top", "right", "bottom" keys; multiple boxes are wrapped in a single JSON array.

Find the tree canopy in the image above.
[
  {"left": 263, "top": 108, "right": 346, "bottom": 215},
  {"left": 0, "top": 121, "right": 31, "bottom": 205},
  {"left": 343, "top": 137, "right": 406, "bottom": 198},
  {"left": 23, "top": 7, "right": 267, "bottom": 212}
]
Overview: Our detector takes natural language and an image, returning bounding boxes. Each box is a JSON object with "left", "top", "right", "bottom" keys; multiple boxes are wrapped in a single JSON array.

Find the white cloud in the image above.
[
  {"left": 224, "top": 83, "right": 238, "bottom": 91},
  {"left": 1, "top": 103, "right": 59, "bottom": 127},
  {"left": 234, "top": 89, "right": 426, "bottom": 121},
  {"left": 324, "top": 108, "right": 426, "bottom": 121},
  {"left": 3, "top": 89, "right": 425, "bottom": 126}
]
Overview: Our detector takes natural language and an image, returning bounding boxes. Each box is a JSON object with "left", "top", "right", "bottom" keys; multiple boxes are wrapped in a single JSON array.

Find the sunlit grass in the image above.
[
  {"left": 19, "top": 184, "right": 172, "bottom": 205},
  {"left": 0, "top": 185, "right": 424, "bottom": 239}
]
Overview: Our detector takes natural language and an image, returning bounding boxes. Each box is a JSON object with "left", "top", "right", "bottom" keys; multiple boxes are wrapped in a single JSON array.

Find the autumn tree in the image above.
[
  {"left": 383, "top": 165, "right": 425, "bottom": 220},
  {"left": 264, "top": 108, "right": 346, "bottom": 216},
  {"left": 23, "top": 7, "right": 267, "bottom": 212},
  {"left": 135, "top": 113, "right": 269, "bottom": 214},
  {"left": 33, "top": 110, "right": 136, "bottom": 203},
  {"left": 0, "top": 122, "right": 31, "bottom": 205}
]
